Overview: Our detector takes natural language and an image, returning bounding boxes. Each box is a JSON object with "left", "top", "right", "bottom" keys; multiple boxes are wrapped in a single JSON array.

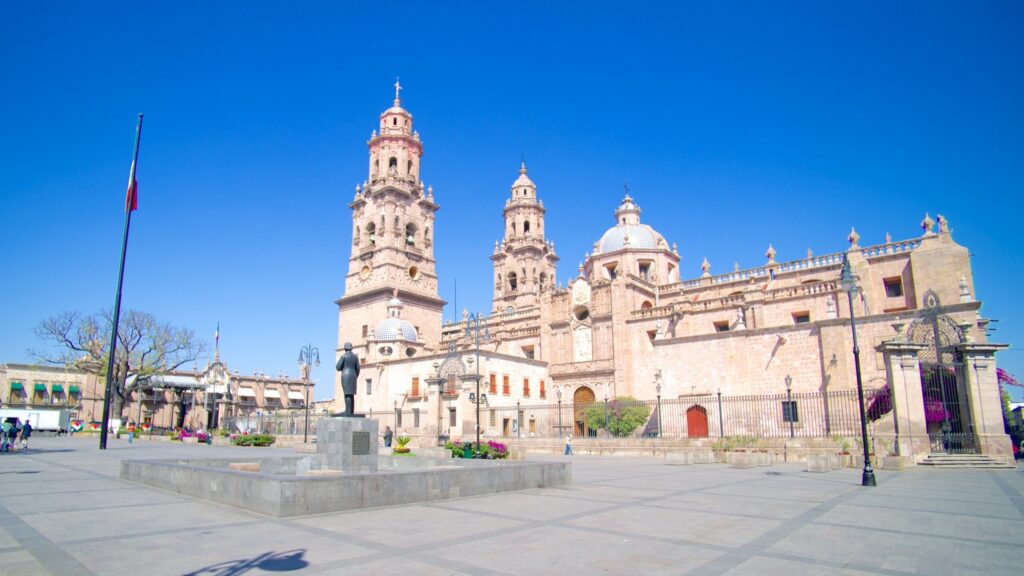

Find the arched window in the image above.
[
  {"left": 539, "top": 272, "right": 547, "bottom": 290},
  {"left": 509, "top": 272, "right": 518, "bottom": 291},
  {"left": 407, "top": 160, "right": 413, "bottom": 176},
  {"left": 524, "top": 221, "right": 531, "bottom": 233},
  {"left": 388, "top": 157, "right": 398, "bottom": 175},
  {"left": 511, "top": 221, "right": 517, "bottom": 235},
  {"left": 366, "top": 222, "right": 377, "bottom": 246},
  {"left": 405, "top": 223, "right": 417, "bottom": 246},
  {"left": 641, "top": 301, "right": 653, "bottom": 310}
]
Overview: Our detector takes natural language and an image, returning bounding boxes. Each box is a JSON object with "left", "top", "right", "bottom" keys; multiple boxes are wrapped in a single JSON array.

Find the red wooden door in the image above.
[{"left": 686, "top": 405, "right": 709, "bottom": 438}]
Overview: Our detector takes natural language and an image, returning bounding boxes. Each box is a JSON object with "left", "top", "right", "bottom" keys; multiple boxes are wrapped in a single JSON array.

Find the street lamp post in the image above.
[
  {"left": 785, "top": 374, "right": 794, "bottom": 438},
  {"left": 556, "top": 387, "right": 563, "bottom": 435},
  {"left": 840, "top": 255, "right": 877, "bottom": 487},
  {"left": 603, "top": 384, "right": 609, "bottom": 432},
  {"left": 465, "top": 313, "right": 490, "bottom": 450},
  {"left": 655, "top": 370, "right": 663, "bottom": 438},
  {"left": 516, "top": 399, "right": 521, "bottom": 439},
  {"left": 297, "top": 344, "right": 320, "bottom": 443}
]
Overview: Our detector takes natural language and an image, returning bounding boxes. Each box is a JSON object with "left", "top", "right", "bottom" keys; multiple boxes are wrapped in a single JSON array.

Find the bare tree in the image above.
[{"left": 32, "top": 310, "right": 208, "bottom": 419}]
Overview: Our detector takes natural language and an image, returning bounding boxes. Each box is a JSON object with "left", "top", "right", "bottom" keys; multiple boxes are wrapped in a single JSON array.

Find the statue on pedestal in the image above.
[{"left": 336, "top": 342, "right": 360, "bottom": 415}]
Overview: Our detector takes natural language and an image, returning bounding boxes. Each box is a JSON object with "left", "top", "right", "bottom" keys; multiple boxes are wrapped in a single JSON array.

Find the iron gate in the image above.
[{"left": 920, "top": 362, "right": 976, "bottom": 454}]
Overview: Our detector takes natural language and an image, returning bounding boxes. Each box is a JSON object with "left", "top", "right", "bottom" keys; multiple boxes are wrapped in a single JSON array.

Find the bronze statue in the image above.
[{"left": 335, "top": 342, "right": 360, "bottom": 415}]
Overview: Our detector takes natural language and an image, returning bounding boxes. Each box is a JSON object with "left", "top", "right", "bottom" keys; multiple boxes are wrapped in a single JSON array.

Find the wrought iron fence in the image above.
[
  {"left": 221, "top": 411, "right": 320, "bottom": 436},
  {"left": 222, "top": 388, "right": 880, "bottom": 443},
  {"left": 389, "top": 388, "right": 881, "bottom": 441}
]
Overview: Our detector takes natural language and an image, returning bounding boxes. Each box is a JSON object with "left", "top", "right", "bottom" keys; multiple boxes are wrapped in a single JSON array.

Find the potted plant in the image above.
[{"left": 393, "top": 435, "right": 412, "bottom": 455}]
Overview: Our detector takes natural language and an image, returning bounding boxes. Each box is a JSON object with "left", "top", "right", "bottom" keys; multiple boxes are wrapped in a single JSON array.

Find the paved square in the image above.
[{"left": 0, "top": 437, "right": 1021, "bottom": 575}]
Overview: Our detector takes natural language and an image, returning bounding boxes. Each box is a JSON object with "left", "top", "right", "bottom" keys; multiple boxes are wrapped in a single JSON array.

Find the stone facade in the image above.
[
  {"left": 1, "top": 362, "right": 312, "bottom": 431},
  {"left": 337, "top": 89, "right": 1011, "bottom": 462}
]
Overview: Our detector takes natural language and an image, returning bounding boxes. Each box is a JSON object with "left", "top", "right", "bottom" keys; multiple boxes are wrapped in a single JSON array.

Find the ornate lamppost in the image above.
[
  {"left": 655, "top": 370, "right": 663, "bottom": 437},
  {"left": 785, "top": 374, "right": 794, "bottom": 438},
  {"left": 603, "top": 383, "right": 610, "bottom": 432},
  {"left": 516, "top": 399, "right": 521, "bottom": 439},
  {"left": 840, "top": 254, "right": 877, "bottom": 487},
  {"left": 556, "top": 387, "right": 563, "bottom": 435},
  {"left": 297, "top": 344, "right": 320, "bottom": 443},
  {"left": 465, "top": 313, "right": 490, "bottom": 449}
]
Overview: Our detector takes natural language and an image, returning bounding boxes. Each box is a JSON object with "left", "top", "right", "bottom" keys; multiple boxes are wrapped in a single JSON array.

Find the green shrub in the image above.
[
  {"left": 232, "top": 434, "right": 276, "bottom": 447},
  {"left": 583, "top": 397, "right": 651, "bottom": 437}
]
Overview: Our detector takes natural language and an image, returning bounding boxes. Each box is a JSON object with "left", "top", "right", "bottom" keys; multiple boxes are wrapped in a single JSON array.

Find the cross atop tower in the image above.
[
  {"left": 623, "top": 181, "right": 630, "bottom": 196},
  {"left": 394, "top": 77, "right": 403, "bottom": 105}
]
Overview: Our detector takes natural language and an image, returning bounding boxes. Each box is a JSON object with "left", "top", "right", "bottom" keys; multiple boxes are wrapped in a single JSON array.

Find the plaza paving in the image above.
[{"left": 0, "top": 437, "right": 1021, "bottom": 575}]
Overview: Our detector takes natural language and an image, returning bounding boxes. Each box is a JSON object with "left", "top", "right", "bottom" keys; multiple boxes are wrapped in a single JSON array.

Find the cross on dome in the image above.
[{"left": 394, "top": 77, "right": 403, "bottom": 106}]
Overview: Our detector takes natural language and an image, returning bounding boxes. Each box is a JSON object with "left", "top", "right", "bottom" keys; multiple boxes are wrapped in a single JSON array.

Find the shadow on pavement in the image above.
[{"left": 183, "top": 549, "right": 309, "bottom": 575}]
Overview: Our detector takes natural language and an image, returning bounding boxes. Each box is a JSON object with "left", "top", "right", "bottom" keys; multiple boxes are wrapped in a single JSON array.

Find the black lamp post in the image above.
[
  {"left": 785, "top": 374, "right": 794, "bottom": 438},
  {"left": 297, "top": 344, "right": 320, "bottom": 443},
  {"left": 556, "top": 387, "right": 563, "bottom": 435},
  {"left": 516, "top": 399, "right": 521, "bottom": 439},
  {"left": 465, "top": 313, "right": 490, "bottom": 450},
  {"left": 603, "top": 383, "right": 610, "bottom": 432},
  {"left": 840, "top": 254, "right": 877, "bottom": 487},
  {"left": 655, "top": 370, "right": 663, "bottom": 438}
]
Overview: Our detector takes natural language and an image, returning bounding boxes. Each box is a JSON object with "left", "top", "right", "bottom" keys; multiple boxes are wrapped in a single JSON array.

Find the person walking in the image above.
[
  {"left": 383, "top": 426, "right": 394, "bottom": 448},
  {"left": 564, "top": 434, "right": 574, "bottom": 456},
  {"left": 19, "top": 420, "right": 32, "bottom": 450},
  {"left": 0, "top": 419, "right": 12, "bottom": 453},
  {"left": 127, "top": 421, "right": 136, "bottom": 445}
]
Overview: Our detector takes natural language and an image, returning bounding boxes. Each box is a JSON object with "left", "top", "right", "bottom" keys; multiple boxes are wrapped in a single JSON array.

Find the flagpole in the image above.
[{"left": 99, "top": 113, "right": 143, "bottom": 450}]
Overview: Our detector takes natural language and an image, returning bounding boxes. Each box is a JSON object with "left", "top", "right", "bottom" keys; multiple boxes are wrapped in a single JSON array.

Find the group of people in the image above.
[{"left": 0, "top": 418, "right": 32, "bottom": 452}]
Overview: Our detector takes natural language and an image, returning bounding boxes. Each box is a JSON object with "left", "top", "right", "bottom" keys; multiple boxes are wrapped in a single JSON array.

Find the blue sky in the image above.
[{"left": 2, "top": 2, "right": 1022, "bottom": 401}]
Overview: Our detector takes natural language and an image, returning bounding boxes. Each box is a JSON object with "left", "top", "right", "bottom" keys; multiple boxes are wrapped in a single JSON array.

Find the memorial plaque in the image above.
[{"left": 351, "top": 431, "right": 371, "bottom": 455}]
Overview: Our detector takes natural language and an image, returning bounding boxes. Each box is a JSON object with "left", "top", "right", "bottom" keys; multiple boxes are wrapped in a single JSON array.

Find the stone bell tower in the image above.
[
  {"left": 337, "top": 81, "right": 444, "bottom": 356},
  {"left": 491, "top": 162, "right": 559, "bottom": 312}
]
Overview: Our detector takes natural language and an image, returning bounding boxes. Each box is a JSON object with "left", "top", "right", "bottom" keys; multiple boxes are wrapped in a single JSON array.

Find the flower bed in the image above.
[{"left": 444, "top": 439, "right": 509, "bottom": 459}]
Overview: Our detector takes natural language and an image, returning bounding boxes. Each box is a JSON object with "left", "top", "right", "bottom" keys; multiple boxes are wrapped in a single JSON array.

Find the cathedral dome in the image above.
[
  {"left": 375, "top": 291, "right": 417, "bottom": 342},
  {"left": 374, "top": 318, "right": 418, "bottom": 342},
  {"left": 512, "top": 161, "right": 535, "bottom": 189},
  {"left": 598, "top": 224, "right": 665, "bottom": 252},
  {"left": 597, "top": 194, "right": 667, "bottom": 253}
]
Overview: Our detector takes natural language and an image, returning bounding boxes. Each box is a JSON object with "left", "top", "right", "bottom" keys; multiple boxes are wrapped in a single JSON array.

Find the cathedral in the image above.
[{"left": 336, "top": 85, "right": 1012, "bottom": 463}]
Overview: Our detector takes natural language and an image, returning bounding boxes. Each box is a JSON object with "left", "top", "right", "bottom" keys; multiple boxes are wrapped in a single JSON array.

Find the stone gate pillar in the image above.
[
  {"left": 425, "top": 377, "right": 444, "bottom": 444},
  {"left": 881, "top": 340, "right": 930, "bottom": 462},
  {"left": 956, "top": 343, "right": 1012, "bottom": 461}
]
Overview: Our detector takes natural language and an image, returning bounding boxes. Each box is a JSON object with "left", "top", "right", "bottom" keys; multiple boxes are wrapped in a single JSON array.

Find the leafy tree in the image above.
[
  {"left": 32, "top": 310, "right": 207, "bottom": 419},
  {"left": 583, "top": 396, "right": 651, "bottom": 437}
]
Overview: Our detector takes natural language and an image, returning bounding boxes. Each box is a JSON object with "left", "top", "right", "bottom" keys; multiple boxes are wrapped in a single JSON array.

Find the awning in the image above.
[
  {"left": 10, "top": 382, "right": 23, "bottom": 391},
  {"left": 69, "top": 385, "right": 81, "bottom": 394},
  {"left": 237, "top": 387, "right": 255, "bottom": 397},
  {"left": 263, "top": 389, "right": 281, "bottom": 399},
  {"left": 288, "top": 391, "right": 305, "bottom": 400},
  {"left": 51, "top": 384, "right": 64, "bottom": 394},
  {"left": 34, "top": 383, "right": 47, "bottom": 392}
]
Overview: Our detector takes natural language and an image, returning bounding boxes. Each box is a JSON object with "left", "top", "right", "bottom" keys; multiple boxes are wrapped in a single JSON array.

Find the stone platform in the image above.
[{"left": 120, "top": 454, "right": 571, "bottom": 517}]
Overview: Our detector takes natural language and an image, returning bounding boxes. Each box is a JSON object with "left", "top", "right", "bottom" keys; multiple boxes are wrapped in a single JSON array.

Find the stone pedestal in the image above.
[{"left": 315, "top": 416, "right": 379, "bottom": 473}]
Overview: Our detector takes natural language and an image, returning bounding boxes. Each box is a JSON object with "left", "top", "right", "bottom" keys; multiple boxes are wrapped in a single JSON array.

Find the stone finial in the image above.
[
  {"left": 462, "top": 308, "right": 468, "bottom": 321},
  {"left": 735, "top": 307, "right": 746, "bottom": 330},
  {"left": 355, "top": 184, "right": 361, "bottom": 198},
  {"left": 885, "top": 232, "right": 892, "bottom": 244},
  {"left": 920, "top": 212, "right": 935, "bottom": 235},
  {"left": 847, "top": 227, "right": 860, "bottom": 249},
  {"left": 958, "top": 322, "right": 974, "bottom": 343},
  {"left": 891, "top": 321, "right": 905, "bottom": 342},
  {"left": 701, "top": 257, "right": 711, "bottom": 277},
  {"left": 623, "top": 232, "right": 631, "bottom": 248},
  {"left": 937, "top": 214, "right": 949, "bottom": 234},
  {"left": 593, "top": 241, "right": 600, "bottom": 255},
  {"left": 734, "top": 262, "right": 740, "bottom": 273},
  {"left": 825, "top": 295, "right": 837, "bottom": 319},
  {"left": 427, "top": 185, "right": 434, "bottom": 201},
  {"left": 494, "top": 240, "right": 500, "bottom": 254},
  {"left": 672, "top": 242, "right": 679, "bottom": 256},
  {"left": 959, "top": 275, "right": 972, "bottom": 302},
  {"left": 519, "top": 160, "right": 527, "bottom": 175},
  {"left": 578, "top": 262, "right": 584, "bottom": 276},
  {"left": 807, "top": 248, "right": 813, "bottom": 259},
  {"left": 765, "top": 244, "right": 777, "bottom": 265},
  {"left": 371, "top": 129, "right": 377, "bottom": 139}
]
